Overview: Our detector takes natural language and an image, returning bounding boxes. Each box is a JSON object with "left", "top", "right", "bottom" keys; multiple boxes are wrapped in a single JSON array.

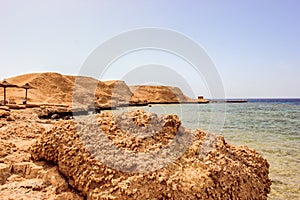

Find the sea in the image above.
[{"left": 115, "top": 99, "right": 300, "bottom": 200}]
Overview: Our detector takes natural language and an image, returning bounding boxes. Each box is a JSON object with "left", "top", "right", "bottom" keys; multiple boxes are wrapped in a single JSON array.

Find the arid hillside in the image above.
[
  {"left": 1, "top": 72, "right": 192, "bottom": 107},
  {"left": 130, "top": 85, "right": 192, "bottom": 103}
]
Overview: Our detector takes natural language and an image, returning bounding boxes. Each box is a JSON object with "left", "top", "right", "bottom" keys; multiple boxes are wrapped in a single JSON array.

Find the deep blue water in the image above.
[{"left": 247, "top": 98, "right": 300, "bottom": 105}]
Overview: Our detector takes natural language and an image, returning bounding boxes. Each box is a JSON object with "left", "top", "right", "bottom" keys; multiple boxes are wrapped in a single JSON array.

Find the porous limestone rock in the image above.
[{"left": 31, "top": 110, "right": 271, "bottom": 200}]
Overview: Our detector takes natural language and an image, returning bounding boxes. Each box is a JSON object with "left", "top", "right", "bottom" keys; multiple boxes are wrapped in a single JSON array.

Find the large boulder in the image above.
[{"left": 31, "top": 110, "right": 271, "bottom": 199}]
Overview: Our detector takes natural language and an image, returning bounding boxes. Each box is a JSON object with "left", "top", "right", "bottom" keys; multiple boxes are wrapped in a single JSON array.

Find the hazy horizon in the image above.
[{"left": 1, "top": 0, "right": 299, "bottom": 98}]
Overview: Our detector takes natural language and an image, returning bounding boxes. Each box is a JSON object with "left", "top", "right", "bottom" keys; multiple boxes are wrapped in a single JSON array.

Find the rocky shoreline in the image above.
[
  {"left": 0, "top": 72, "right": 271, "bottom": 199},
  {"left": 0, "top": 72, "right": 212, "bottom": 120},
  {"left": 0, "top": 108, "right": 271, "bottom": 199}
]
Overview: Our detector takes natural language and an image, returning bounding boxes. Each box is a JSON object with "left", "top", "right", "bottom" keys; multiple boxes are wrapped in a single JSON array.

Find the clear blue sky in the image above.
[{"left": 0, "top": 0, "right": 299, "bottom": 98}]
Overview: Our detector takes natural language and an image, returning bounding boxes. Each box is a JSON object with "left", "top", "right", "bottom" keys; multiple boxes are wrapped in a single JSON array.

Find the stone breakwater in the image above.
[{"left": 31, "top": 110, "right": 271, "bottom": 199}]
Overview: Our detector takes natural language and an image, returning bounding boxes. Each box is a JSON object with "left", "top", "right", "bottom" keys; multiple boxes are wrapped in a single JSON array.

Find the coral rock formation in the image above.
[
  {"left": 0, "top": 109, "right": 84, "bottom": 200},
  {"left": 31, "top": 110, "right": 271, "bottom": 199}
]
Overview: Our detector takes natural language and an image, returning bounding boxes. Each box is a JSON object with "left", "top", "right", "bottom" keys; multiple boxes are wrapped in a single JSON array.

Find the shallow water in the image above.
[{"left": 116, "top": 100, "right": 300, "bottom": 199}]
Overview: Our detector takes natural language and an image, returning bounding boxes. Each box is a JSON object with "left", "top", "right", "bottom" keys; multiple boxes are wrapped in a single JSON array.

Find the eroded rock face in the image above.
[
  {"left": 0, "top": 109, "right": 84, "bottom": 200},
  {"left": 31, "top": 110, "right": 271, "bottom": 200}
]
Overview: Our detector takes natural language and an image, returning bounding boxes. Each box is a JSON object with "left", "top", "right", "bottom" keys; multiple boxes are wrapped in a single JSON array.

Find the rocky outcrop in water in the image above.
[{"left": 31, "top": 110, "right": 271, "bottom": 200}]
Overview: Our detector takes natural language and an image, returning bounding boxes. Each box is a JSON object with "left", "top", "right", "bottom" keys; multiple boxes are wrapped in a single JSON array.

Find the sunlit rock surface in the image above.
[{"left": 31, "top": 110, "right": 271, "bottom": 200}]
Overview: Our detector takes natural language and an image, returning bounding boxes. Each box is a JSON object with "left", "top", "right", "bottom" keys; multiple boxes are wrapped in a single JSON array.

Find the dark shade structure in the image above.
[
  {"left": 0, "top": 80, "right": 18, "bottom": 105},
  {"left": 20, "top": 83, "right": 36, "bottom": 104}
]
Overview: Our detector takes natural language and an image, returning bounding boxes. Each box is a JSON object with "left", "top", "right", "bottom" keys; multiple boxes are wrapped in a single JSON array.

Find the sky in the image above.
[{"left": 0, "top": 0, "right": 299, "bottom": 98}]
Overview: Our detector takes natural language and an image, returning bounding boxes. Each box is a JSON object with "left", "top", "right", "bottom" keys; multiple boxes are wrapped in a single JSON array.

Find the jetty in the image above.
[{"left": 210, "top": 99, "right": 248, "bottom": 103}]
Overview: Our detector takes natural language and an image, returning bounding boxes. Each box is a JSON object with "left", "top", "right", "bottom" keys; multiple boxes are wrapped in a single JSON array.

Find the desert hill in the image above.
[
  {"left": 1, "top": 72, "right": 192, "bottom": 107},
  {"left": 130, "top": 85, "right": 192, "bottom": 103}
]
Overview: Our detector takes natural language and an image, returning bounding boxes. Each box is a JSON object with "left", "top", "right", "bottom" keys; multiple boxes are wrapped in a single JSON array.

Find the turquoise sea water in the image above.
[{"left": 116, "top": 99, "right": 300, "bottom": 200}]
